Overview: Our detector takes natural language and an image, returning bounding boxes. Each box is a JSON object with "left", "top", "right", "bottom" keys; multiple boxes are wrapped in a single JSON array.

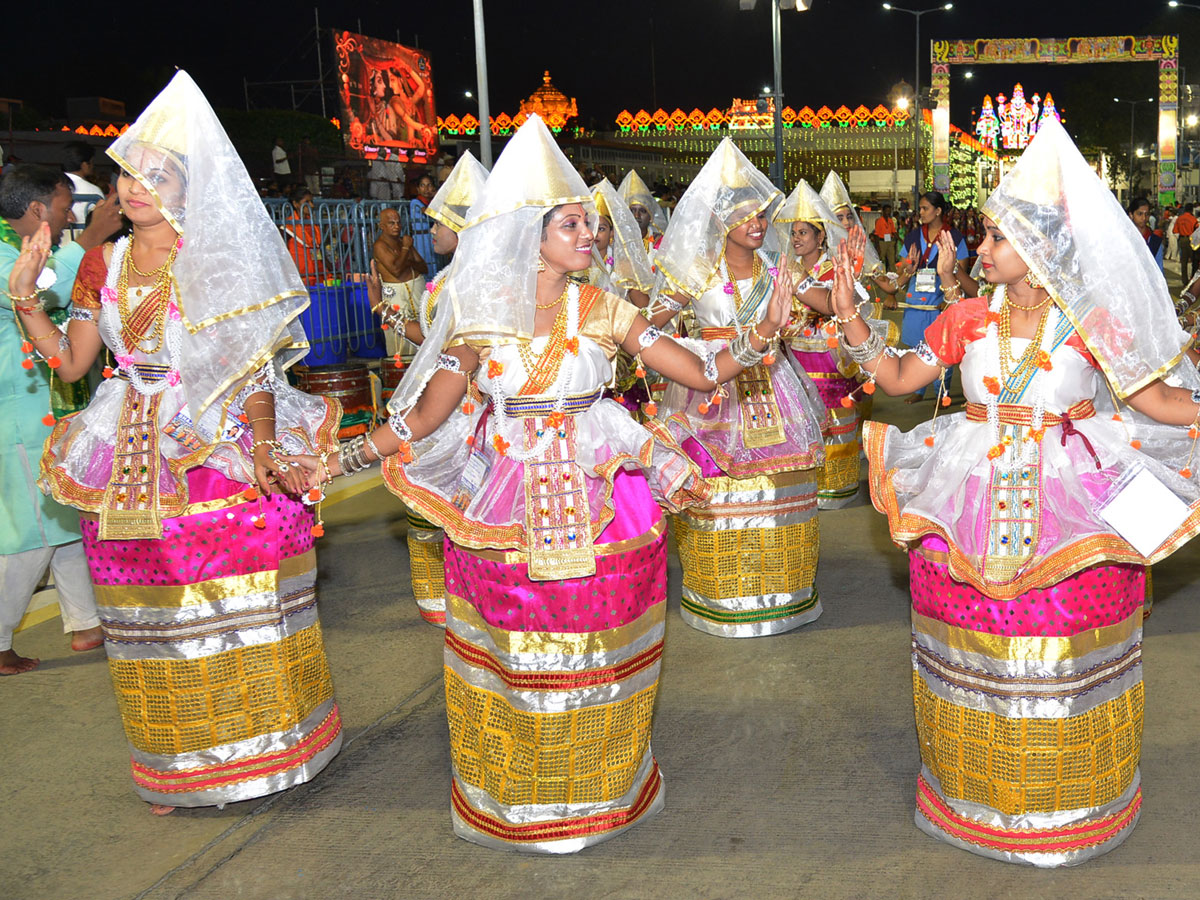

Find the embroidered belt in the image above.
[
  {"left": 699, "top": 326, "right": 744, "bottom": 340},
  {"left": 966, "top": 399, "right": 1101, "bottom": 470},
  {"left": 115, "top": 363, "right": 172, "bottom": 384},
  {"left": 964, "top": 399, "right": 1095, "bottom": 426},
  {"left": 503, "top": 389, "right": 603, "bottom": 418}
]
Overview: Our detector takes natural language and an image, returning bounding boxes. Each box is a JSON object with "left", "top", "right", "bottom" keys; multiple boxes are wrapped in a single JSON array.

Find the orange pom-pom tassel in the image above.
[
  {"left": 634, "top": 366, "right": 647, "bottom": 378},
  {"left": 826, "top": 336, "right": 839, "bottom": 349},
  {"left": 1182, "top": 467, "right": 1193, "bottom": 479},
  {"left": 238, "top": 413, "right": 249, "bottom": 423},
  {"left": 840, "top": 395, "right": 854, "bottom": 409},
  {"left": 41, "top": 413, "right": 55, "bottom": 426},
  {"left": 1130, "top": 439, "right": 1142, "bottom": 450},
  {"left": 941, "top": 395, "right": 951, "bottom": 407},
  {"left": 1190, "top": 426, "right": 1199, "bottom": 440},
  {"left": 311, "top": 523, "right": 325, "bottom": 537},
  {"left": 1112, "top": 414, "right": 1123, "bottom": 422},
  {"left": 307, "top": 487, "right": 321, "bottom": 502},
  {"left": 20, "top": 341, "right": 32, "bottom": 353},
  {"left": 102, "top": 366, "right": 114, "bottom": 379},
  {"left": 644, "top": 402, "right": 658, "bottom": 416},
  {"left": 712, "top": 394, "right": 722, "bottom": 406},
  {"left": 698, "top": 402, "right": 710, "bottom": 414},
  {"left": 906, "top": 292, "right": 913, "bottom": 299},
  {"left": 21, "top": 358, "right": 34, "bottom": 370},
  {"left": 763, "top": 353, "right": 776, "bottom": 365},
  {"left": 614, "top": 394, "right": 625, "bottom": 404},
  {"left": 242, "top": 486, "right": 259, "bottom": 502},
  {"left": 465, "top": 435, "right": 475, "bottom": 447},
  {"left": 924, "top": 435, "right": 935, "bottom": 447},
  {"left": 47, "top": 356, "right": 61, "bottom": 369},
  {"left": 862, "top": 381, "right": 876, "bottom": 395},
  {"left": 462, "top": 401, "right": 476, "bottom": 414},
  {"left": 253, "top": 516, "right": 267, "bottom": 530}
]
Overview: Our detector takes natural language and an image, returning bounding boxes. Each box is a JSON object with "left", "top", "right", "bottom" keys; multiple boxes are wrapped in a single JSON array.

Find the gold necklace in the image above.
[
  {"left": 998, "top": 299, "right": 1051, "bottom": 382},
  {"left": 1005, "top": 289, "right": 1052, "bottom": 312},
  {"left": 727, "top": 254, "right": 762, "bottom": 311},
  {"left": 126, "top": 243, "right": 174, "bottom": 279},
  {"left": 117, "top": 238, "right": 179, "bottom": 354},
  {"left": 535, "top": 285, "right": 568, "bottom": 310}
]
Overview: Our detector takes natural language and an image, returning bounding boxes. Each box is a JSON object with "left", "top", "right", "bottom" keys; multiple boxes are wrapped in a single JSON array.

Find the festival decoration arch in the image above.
[{"left": 930, "top": 35, "right": 1179, "bottom": 203}]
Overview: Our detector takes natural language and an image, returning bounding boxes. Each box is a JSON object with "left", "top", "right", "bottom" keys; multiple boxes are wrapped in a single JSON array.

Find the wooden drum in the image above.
[
  {"left": 297, "top": 363, "right": 374, "bottom": 439},
  {"left": 380, "top": 356, "right": 406, "bottom": 406}
]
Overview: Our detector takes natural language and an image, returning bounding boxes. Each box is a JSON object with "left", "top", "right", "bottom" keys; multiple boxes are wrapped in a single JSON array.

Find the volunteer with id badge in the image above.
[{"left": 897, "top": 190, "right": 971, "bottom": 403}]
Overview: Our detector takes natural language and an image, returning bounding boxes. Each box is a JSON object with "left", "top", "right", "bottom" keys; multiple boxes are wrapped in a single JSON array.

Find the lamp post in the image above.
[
  {"left": 471, "top": 0, "right": 493, "bottom": 167},
  {"left": 738, "top": 0, "right": 812, "bottom": 189},
  {"left": 1114, "top": 96, "right": 1154, "bottom": 199},
  {"left": 882, "top": 2, "right": 953, "bottom": 203}
]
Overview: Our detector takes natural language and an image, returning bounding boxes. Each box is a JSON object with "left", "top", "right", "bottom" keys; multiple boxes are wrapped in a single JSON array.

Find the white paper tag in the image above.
[
  {"left": 883, "top": 233, "right": 893, "bottom": 242},
  {"left": 914, "top": 269, "right": 938, "bottom": 293},
  {"left": 1096, "top": 464, "right": 1190, "bottom": 557},
  {"left": 452, "top": 446, "right": 492, "bottom": 511}
]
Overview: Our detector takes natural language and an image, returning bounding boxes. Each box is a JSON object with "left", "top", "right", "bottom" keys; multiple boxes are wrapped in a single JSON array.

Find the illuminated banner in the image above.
[{"left": 334, "top": 30, "right": 437, "bottom": 159}]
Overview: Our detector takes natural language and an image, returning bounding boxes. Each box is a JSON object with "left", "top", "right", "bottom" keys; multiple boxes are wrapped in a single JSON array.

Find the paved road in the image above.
[{"left": 6, "top": 302, "right": 1200, "bottom": 899}]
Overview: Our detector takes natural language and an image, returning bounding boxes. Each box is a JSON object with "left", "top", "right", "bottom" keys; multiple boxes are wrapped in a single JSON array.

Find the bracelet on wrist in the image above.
[{"left": 833, "top": 310, "right": 861, "bottom": 325}]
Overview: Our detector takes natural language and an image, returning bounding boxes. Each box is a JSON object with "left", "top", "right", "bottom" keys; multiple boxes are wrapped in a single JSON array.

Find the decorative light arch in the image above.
[{"left": 930, "top": 35, "right": 1179, "bottom": 203}]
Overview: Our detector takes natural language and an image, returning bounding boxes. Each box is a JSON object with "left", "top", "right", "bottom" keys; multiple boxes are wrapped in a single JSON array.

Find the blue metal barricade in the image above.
[{"left": 264, "top": 198, "right": 415, "bottom": 363}]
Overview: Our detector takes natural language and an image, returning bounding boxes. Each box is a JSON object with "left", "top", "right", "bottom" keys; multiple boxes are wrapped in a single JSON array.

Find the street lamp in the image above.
[
  {"left": 1169, "top": 1, "right": 1200, "bottom": 9},
  {"left": 1114, "top": 96, "right": 1155, "bottom": 198},
  {"left": 883, "top": 3, "right": 954, "bottom": 202},
  {"left": 739, "top": 0, "right": 813, "bottom": 189}
]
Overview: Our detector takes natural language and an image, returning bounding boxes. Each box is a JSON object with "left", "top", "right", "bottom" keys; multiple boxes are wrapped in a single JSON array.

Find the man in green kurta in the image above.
[{"left": 0, "top": 164, "right": 120, "bottom": 674}]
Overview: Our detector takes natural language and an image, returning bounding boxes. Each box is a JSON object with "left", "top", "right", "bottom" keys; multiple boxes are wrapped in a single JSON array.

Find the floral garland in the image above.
[
  {"left": 99, "top": 236, "right": 185, "bottom": 396},
  {"left": 485, "top": 281, "right": 580, "bottom": 462}
]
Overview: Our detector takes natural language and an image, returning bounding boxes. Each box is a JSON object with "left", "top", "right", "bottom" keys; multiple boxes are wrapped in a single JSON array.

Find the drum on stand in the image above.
[{"left": 297, "top": 363, "right": 374, "bottom": 439}]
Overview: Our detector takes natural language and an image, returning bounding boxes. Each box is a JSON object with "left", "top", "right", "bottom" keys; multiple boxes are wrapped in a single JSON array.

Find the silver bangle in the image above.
[
  {"left": 841, "top": 330, "right": 885, "bottom": 364},
  {"left": 363, "top": 431, "right": 383, "bottom": 461},
  {"left": 730, "top": 331, "right": 765, "bottom": 368}
]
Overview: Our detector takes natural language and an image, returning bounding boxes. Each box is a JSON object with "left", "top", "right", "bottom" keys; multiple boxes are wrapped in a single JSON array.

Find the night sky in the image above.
[{"left": 3, "top": 0, "right": 1195, "bottom": 143}]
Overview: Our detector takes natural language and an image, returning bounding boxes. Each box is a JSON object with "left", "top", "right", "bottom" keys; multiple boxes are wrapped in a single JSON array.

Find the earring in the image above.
[
  {"left": 536, "top": 256, "right": 546, "bottom": 273},
  {"left": 1023, "top": 270, "right": 1044, "bottom": 289}
]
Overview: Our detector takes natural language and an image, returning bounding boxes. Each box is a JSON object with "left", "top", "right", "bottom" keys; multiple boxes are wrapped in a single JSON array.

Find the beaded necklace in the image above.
[
  {"left": 486, "top": 282, "right": 581, "bottom": 463},
  {"left": 101, "top": 236, "right": 185, "bottom": 396},
  {"left": 984, "top": 284, "right": 1059, "bottom": 470},
  {"left": 117, "top": 237, "right": 179, "bottom": 354}
]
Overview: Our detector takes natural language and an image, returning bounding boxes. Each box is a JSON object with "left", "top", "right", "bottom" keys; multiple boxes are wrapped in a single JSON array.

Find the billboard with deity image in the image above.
[{"left": 334, "top": 30, "right": 437, "bottom": 158}]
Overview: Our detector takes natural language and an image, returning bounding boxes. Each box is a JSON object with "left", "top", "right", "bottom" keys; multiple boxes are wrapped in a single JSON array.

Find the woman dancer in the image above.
[
  {"left": 9, "top": 72, "right": 343, "bottom": 814},
  {"left": 837, "top": 118, "right": 1200, "bottom": 866},
  {"left": 896, "top": 190, "right": 974, "bottom": 403},
  {"left": 290, "top": 116, "right": 791, "bottom": 852},
  {"left": 777, "top": 179, "right": 873, "bottom": 509},
  {"left": 651, "top": 140, "right": 828, "bottom": 637},
  {"left": 376, "top": 151, "right": 488, "bottom": 627},
  {"left": 588, "top": 179, "right": 655, "bottom": 417}
]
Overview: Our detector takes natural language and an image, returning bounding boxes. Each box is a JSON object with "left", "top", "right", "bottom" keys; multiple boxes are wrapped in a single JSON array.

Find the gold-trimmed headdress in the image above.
[
  {"left": 982, "top": 117, "right": 1191, "bottom": 398},
  {"left": 652, "top": 138, "right": 782, "bottom": 298},
  {"left": 106, "top": 70, "right": 312, "bottom": 431},
  {"left": 426, "top": 152, "right": 489, "bottom": 233},
  {"left": 617, "top": 168, "right": 669, "bottom": 235}
]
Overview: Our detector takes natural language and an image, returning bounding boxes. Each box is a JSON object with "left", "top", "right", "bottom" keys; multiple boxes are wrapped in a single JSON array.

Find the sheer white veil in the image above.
[
  {"left": 652, "top": 138, "right": 783, "bottom": 300},
  {"left": 107, "top": 70, "right": 311, "bottom": 424},
  {"left": 387, "top": 114, "right": 594, "bottom": 416}
]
